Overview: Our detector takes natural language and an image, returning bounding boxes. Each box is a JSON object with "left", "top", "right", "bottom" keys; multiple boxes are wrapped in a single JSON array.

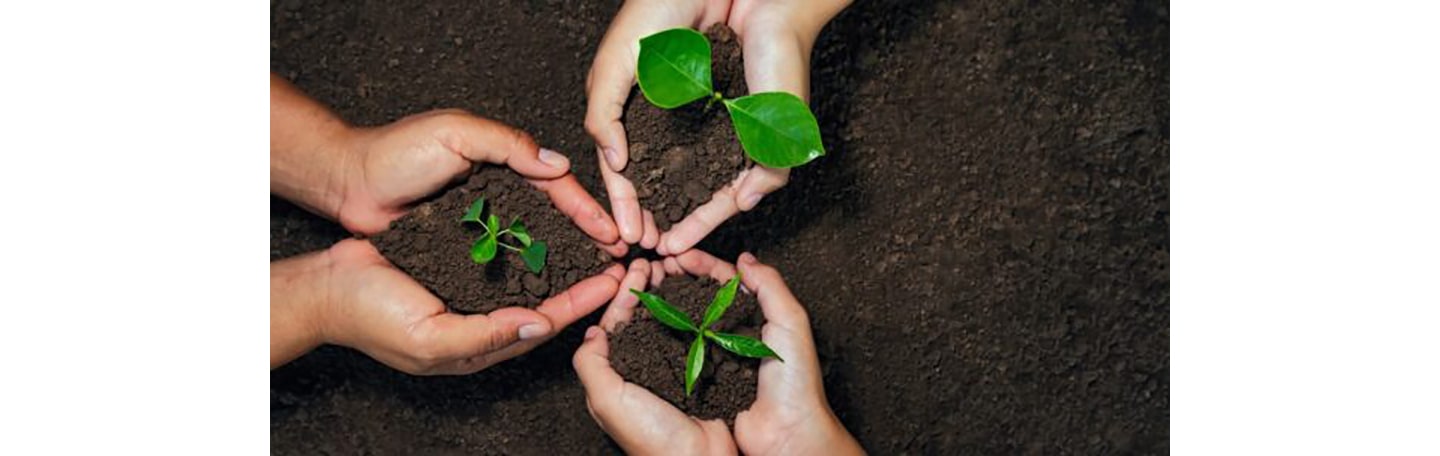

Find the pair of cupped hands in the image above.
[{"left": 288, "top": 0, "right": 857, "bottom": 453}]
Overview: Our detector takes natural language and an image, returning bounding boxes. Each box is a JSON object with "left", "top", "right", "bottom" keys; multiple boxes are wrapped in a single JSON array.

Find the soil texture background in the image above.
[
  {"left": 610, "top": 275, "right": 762, "bottom": 423},
  {"left": 621, "top": 25, "right": 750, "bottom": 228},
  {"left": 371, "top": 167, "right": 611, "bottom": 314},
  {"left": 271, "top": 0, "right": 1170, "bottom": 454}
]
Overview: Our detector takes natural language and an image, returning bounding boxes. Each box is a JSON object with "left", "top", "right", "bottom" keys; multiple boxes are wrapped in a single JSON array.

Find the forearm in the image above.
[
  {"left": 270, "top": 73, "right": 356, "bottom": 221},
  {"left": 270, "top": 248, "right": 334, "bottom": 369}
]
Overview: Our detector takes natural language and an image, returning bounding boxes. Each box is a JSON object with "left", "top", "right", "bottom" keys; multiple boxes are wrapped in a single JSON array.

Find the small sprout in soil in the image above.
[
  {"left": 629, "top": 273, "right": 782, "bottom": 396},
  {"left": 460, "top": 197, "right": 547, "bottom": 273},
  {"left": 636, "top": 28, "right": 826, "bottom": 169}
]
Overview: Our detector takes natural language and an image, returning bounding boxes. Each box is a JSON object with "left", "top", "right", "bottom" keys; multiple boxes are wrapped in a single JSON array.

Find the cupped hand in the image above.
[
  {"left": 335, "top": 109, "right": 626, "bottom": 256},
  {"left": 319, "top": 239, "right": 624, "bottom": 375}
]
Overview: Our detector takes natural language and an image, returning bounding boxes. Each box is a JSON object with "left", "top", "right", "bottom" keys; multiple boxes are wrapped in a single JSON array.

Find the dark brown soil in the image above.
[
  {"left": 621, "top": 25, "right": 750, "bottom": 228},
  {"left": 272, "top": 0, "right": 1170, "bottom": 454},
  {"left": 609, "top": 275, "right": 761, "bottom": 422},
  {"left": 370, "top": 167, "right": 611, "bottom": 314}
]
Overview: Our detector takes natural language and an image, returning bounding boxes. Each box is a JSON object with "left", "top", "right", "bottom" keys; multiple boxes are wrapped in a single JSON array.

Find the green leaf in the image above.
[
  {"left": 700, "top": 273, "right": 742, "bottom": 329},
  {"left": 520, "top": 240, "right": 547, "bottom": 274},
  {"left": 629, "top": 289, "right": 697, "bottom": 333},
  {"left": 704, "top": 331, "right": 783, "bottom": 361},
  {"left": 471, "top": 233, "right": 498, "bottom": 264},
  {"left": 486, "top": 213, "right": 500, "bottom": 236},
  {"left": 685, "top": 335, "right": 705, "bottom": 396},
  {"left": 637, "top": 28, "right": 713, "bottom": 109},
  {"left": 461, "top": 197, "right": 485, "bottom": 224},
  {"left": 723, "top": 92, "right": 826, "bottom": 168},
  {"left": 508, "top": 218, "right": 532, "bottom": 247}
]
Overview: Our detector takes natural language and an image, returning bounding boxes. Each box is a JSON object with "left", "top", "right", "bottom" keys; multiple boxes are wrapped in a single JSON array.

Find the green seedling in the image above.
[
  {"left": 460, "top": 197, "right": 547, "bottom": 274},
  {"left": 637, "top": 28, "right": 826, "bottom": 168},
  {"left": 629, "top": 273, "right": 782, "bottom": 396}
]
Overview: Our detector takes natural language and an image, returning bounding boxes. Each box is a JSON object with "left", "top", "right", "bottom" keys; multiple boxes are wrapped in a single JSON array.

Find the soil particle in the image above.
[{"left": 370, "top": 167, "right": 611, "bottom": 314}]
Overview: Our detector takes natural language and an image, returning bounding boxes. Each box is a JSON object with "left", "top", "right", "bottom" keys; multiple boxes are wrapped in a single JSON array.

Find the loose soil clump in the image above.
[
  {"left": 609, "top": 275, "right": 762, "bottom": 422},
  {"left": 371, "top": 167, "right": 611, "bottom": 314},
  {"left": 620, "top": 25, "right": 750, "bottom": 229}
]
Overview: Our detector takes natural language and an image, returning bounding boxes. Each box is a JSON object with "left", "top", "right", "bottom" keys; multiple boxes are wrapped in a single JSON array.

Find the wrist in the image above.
[{"left": 269, "top": 248, "right": 340, "bottom": 368}]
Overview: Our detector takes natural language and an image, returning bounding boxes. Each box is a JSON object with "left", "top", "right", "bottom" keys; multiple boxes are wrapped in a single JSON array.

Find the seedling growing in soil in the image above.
[
  {"left": 460, "top": 197, "right": 547, "bottom": 273},
  {"left": 637, "top": 28, "right": 826, "bottom": 168},
  {"left": 629, "top": 273, "right": 782, "bottom": 396}
]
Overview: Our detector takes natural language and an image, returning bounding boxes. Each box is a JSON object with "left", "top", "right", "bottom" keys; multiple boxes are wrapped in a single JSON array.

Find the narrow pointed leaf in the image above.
[
  {"left": 471, "top": 233, "right": 498, "bottom": 264},
  {"left": 629, "top": 289, "right": 697, "bottom": 333},
  {"left": 637, "top": 28, "right": 713, "bottom": 108},
  {"left": 520, "top": 240, "right": 547, "bottom": 274},
  {"left": 700, "top": 273, "right": 742, "bottom": 329},
  {"left": 461, "top": 197, "right": 485, "bottom": 224},
  {"left": 685, "top": 335, "right": 705, "bottom": 396},
  {"left": 704, "top": 331, "right": 783, "bottom": 361},
  {"left": 723, "top": 92, "right": 826, "bottom": 168},
  {"left": 508, "top": 218, "right": 532, "bottom": 247}
]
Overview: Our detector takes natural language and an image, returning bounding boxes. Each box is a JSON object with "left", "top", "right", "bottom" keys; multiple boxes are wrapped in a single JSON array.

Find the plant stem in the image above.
[{"left": 498, "top": 243, "right": 523, "bottom": 253}]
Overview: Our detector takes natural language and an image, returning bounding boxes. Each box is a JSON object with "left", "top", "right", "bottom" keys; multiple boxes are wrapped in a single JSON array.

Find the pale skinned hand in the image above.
[
  {"left": 585, "top": 0, "right": 849, "bottom": 255},
  {"left": 336, "top": 109, "right": 628, "bottom": 257},
  {"left": 317, "top": 239, "right": 625, "bottom": 375},
  {"left": 572, "top": 251, "right": 863, "bottom": 455}
]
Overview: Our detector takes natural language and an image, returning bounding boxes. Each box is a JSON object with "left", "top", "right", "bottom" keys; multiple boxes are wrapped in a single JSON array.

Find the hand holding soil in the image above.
[
  {"left": 271, "top": 73, "right": 628, "bottom": 375},
  {"left": 586, "top": 0, "right": 850, "bottom": 254},
  {"left": 573, "top": 252, "right": 863, "bottom": 455}
]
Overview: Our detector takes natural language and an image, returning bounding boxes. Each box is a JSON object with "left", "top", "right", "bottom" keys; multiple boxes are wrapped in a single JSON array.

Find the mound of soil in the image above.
[
  {"left": 610, "top": 275, "right": 761, "bottom": 422},
  {"left": 620, "top": 25, "right": 750, "bottom": 229},
  {"left": 371, "top": 167, "right": 611, "bottom": 314}
]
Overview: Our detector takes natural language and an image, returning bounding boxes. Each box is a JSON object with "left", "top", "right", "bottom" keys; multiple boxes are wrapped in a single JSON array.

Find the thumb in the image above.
[
  {"left": 420, "top": 307, "right": 553, "bottom": 362},
  {"left": 436, "top": 113, "right": 570, "bottom": 179},
  {"left": 585, "top": 47, "right": 634, "bottom": 172}
]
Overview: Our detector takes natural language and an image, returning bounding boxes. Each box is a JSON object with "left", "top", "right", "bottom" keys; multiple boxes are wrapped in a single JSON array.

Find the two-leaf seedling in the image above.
[
  {"left": 461, "top": 197, "right": 547, "bottom": 274},
  {"left": 637, "top": 28, "right": 826, "bottom": 168},
  {"left": 630, "top": 273, "right": 782, "bottom": 396}
]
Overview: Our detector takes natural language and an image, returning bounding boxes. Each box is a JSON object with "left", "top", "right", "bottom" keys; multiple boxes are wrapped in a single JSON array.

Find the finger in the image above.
[
  {"left": 533, "top": 270, "right": 622, "bottom": 332},
  {"left": 599, "top": 147, "right": 644, "bottom": 244},
  {"left": 735, "top": 166, "right": 790, "bottom": 211},
  {"left": 528, "top": 174, "right": 620, "bottom": 245},
  {"left": 675, "top": 250, "right": 737, "bottom": 283},
  {"left": 651, "top": 259, "right": 668, "bottom": 287},
  {"left": 662, "top": 256, "right": 683, "bottom": 277},
  {"left": 599, "top": 239, "right": 629, "bottom": 258},
  {"left": 585, "top": 41, "right": 635, "bottom": 172},
  {"left": 739, "top": 29, "right": 810, "bottom": 98},
  {"left": 417, "top": 306, "right": 551, "bottom": 369},
  {"left": 603, "top": 259, "right": 651, "bottom": 332},
  {"left": 639, "top": 209, "right": 660, "bottom": 250},
  {"left": 736, "top": 253, "right": 811, "bottom": 333},
  {"left": 573, "top": 326, "right": 626, "bottom": 405},
  {"left": 437, "top": 113, "right": 569, "bottom": 179},
  {"left": 657, "top": 172, "right": 746, "bottom": 255}
]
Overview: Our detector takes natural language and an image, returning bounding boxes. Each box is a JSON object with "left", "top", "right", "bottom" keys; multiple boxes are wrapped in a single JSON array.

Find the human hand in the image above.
[
  {"left": 573, "top": 251, "right": 861, "bottom": 455},
  {"left": 335, "top": 109, "right": 626, "bottom": 256},
  {"left": 316, "top": 238, "right": 624, "bottom": 375}
]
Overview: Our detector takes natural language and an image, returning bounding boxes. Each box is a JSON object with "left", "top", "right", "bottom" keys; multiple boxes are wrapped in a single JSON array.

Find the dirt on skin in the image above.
[
  {"left": 620, "top": 25, "right": 750, "bottom": 229},
  {"left": 609, "top": 275, "right": 761, "bottom": 423},
  {"left": 369, "top": 167, "right": 612, "bottom": 314},
  {"left": 271, "top": 0, "right": 1170, "bottom": 454}
]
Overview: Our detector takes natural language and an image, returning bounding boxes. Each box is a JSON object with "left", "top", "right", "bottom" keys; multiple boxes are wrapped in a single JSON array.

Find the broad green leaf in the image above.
[
  {"left": 685, "top": 335, "right": 705, "bottom": 396},
  {"left": 461, "top": 197, "right": 485, "bottom": 224},
  {"left": 700, "top": 273, "right": 742, "bottom": 329},
  {"left": 723, "top": 92, "right": 826, "bottom": 168},
  {"left": 486, "top": 213, "right": 500, "bottom": 236},
  {"left": 629, "top": 289, "right": 697, "bottom": 333},
  {"left": 637, "top": 28, "right": 713, "bottom": 108},
  {"left": 521, "top": 240, "right": 547, "bottom": 274},
  {"left": 508, "top": 218, "right": 532, "bottom": 247},
  {"left": 704, "top": 331, "right": 783, "bottom": 361},
  {"left": 471, "top": 233, "right": 498, "bottom": 264}
]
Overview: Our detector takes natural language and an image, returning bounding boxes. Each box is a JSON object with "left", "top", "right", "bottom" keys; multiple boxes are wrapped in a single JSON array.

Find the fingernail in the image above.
[
  {"left": 603, "top": 146, "right": 622, "bottom": 171},
  {"left": 740, "top": 192, "right": 763, "bottom": 210},
  {"left": 584, "top": 326, "right": 603, "bottom": 340},
  {"left": 538, "top": 148, "right": 570, "bottom": 170},
  {"left": 519, "top": 323, "right": 548, "bottom": 340},
  {"left": 739, "top": 252, "right": 758, "bottom": 264}
]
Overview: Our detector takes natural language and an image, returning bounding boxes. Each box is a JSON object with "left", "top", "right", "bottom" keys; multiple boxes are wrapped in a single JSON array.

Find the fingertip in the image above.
[
  {"left": 739, "top": 252, "right": 758, "bottom": 265},
  {"left": 584, "top": 325, "right": 605, "bottom": 341},
  {"left": 538, "top": 147, "right": 571, "bottom": 172},
  {"left": 640, "top": 210, "right": 659, "bottom": 250},
  {"left": 602, "top": 263, "right": 626, "bottom": 281}
]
